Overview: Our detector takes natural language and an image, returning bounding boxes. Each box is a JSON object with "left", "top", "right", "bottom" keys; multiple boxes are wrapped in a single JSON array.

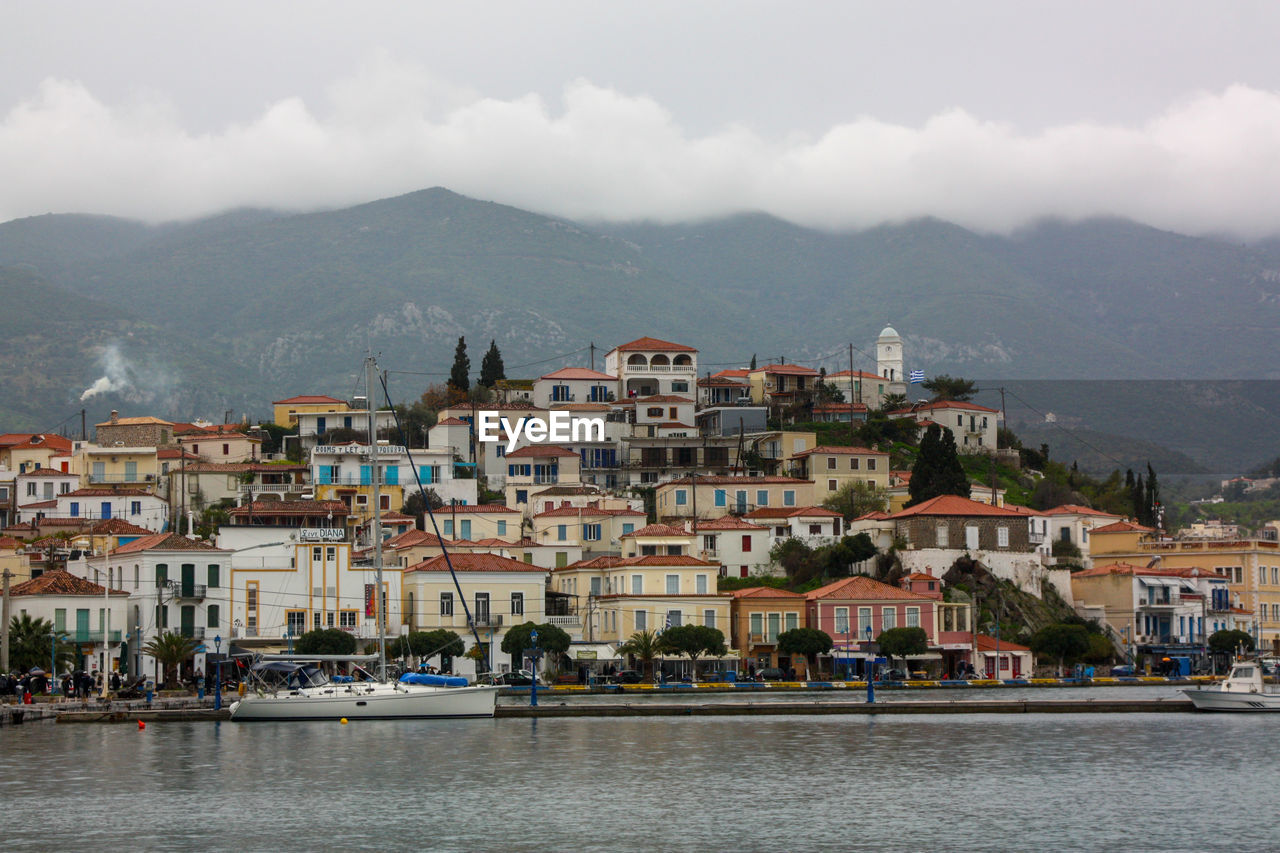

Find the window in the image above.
[
  {"left": 858, "top": 607, "right": 872, "bottom": 635},
  {"left": 206, "top": 604, "right": 220, "bottom": 628},
  {"left": 809, "top": 524, "right": 822, "bottom": 535},
  {"left": 834, "top": 607, "right": 849, "bottom": 635},
  {"left": 647, "top": 407, "right": 663, "bottom": 418},
  {"left": 767, "top": 612, "right": 781, "bottom": 642},
  {"left": 850, "top": 457, "right": 860, "bottom": 470},
  {"left": 557, "top": 525, "right": 567, "bottom": 541},
  {"left": 906, "top": 607, "right": 920, "bottom": 628},
  {"left": 997, "top": 526, "right": 1009, "bottom": 548},
  {"left": 675, "top": 490, "right": 688, "bottom": 506},
  {"left": 1261, "top": 567, "right": 1267, "bottom": 586},
  {"left": 666, "top": 575, "right": 679, "bottom": 594},
  {"left": 25, "top": 482, "right": 36, "bottom": 497},
  {"left": 70, "top": 502, "right": 79, "bottom": 517},
  {"left": 590, "top": 577, "right": 602, "bottom": 596},
  {"left": 785, "top": 612, "right": 798, "bottom": 632},
  {"left": 757, "top": 490, "right": 769, "bottom": 507},
  {"left": 516, "top": 490, "right": 528, "bottom": 504},
  {"left": 340, "top": 611, "right": 357, "bottom": 628},
  {"left": 742, "top": 534, "right": 753, "bottom": 552},
  {"left": 511, "top": 592, "right": 524, "bottom": 617},
  {"left": 440, "top": 593, "right": 453, "bottom": 617},
  {"left": 827, "top": 456, "right": 837, "bottom": 470},
  {"left": 622, "top": 523, "right": 635, "bottom": 535},
  {"left": 882, "top": 607, "right": 896, "bottom": 631},
  {"left": 783, "top": 490, "right": 795, "bottom": 507},
  {"left": 207, "top": 565, "right": 220, "bottom": 588},
  {"left": 696, "top": 574, "right": 708, "bottom": 594},
  {"left": 704, "top": 610, "right": 716, "bottom": 629},
  {"left": 497, "top": 520, "right": 507, "bottom": 536},
  {"left": 714, "top": 489, "right": 726, "bottom": 507},
  {"left": 665, "top": 610, "right": 682, "bottom": 628},
  {"left": 286, "top": 610, "right": 306, "bottom": 635},
  {"left": 750, "top": 613, "right": 764, "bottom": 638},
  {"left": 936, "top": 525, "right": 948, "bottom": 548},
  {"left": 245, "top": 582, "right": 258, "bottom": 632},
  {"left": 635, "top": 610, "right": 647, "bottom": 631},
  {"left": 632, "top": 575, "right": 643, "bottom": 595},
  {"left": 155, "top": 564, "right": 168, "bottom": 588},
  {"left": 828, "top": 479, "right": 837, "bottom": 492},
  {"left": 583, "top": 523, "right": 602, "bottom": 541}
]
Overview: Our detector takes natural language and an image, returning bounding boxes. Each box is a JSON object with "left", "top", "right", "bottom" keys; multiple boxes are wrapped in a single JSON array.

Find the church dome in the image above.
[{"left": 878, "top": 325, "right": 900, "bottom": 340}]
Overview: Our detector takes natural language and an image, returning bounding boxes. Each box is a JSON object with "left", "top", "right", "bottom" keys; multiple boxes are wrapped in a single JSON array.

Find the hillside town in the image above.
[{"left": 2, "top": 328, "right": 1278, "bottom": 690}]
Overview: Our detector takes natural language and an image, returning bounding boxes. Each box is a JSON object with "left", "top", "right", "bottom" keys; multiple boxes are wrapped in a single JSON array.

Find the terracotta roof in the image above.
[
  {"left": 975, "top": 634, "right": 1030, "bottom": 652},
  {"left": 663, "top": 476, "right": 809, "bottom": 486},
  {"left": 10, "top": 570, "right": 127, "bottom": 597},
  {"left": 535, "top": 505, "right": 645, "bottom": 518},
  {"left": 744, "top": 506, "right": 842, "bottom": 520},
  {"left": 1, "top": 434, "right": 74, "bottom": 452},
  {"left": 273, "top": 395, "right": 347, "bottom": 405},
  {"left": 15, "top": 469, "right": 76, "bottom": 478},
  {"left": 1041, "top": 504, "right": 1123, "bottom": 518},
  {"left": 752, "top": 363, "right": 820, "bottom": 376},
  {"left": 794, "top": 445, "right": 888, "bottom": 458},
  {"left": 655, "top": 422, "right": 695, "bottom": 429},
  {"left": 444, "top": 503, "right": 520, "bottom": 514},
  {"left": 87, "top": 518, "right": 153, "bottom": 536},
  {"left": 711, "top": 369, "right": 750, "bottom": 380},
  {"left": 611, "top": 336, "right": 697, "bottom": 353},
  {"left": 20, "top": 500, "right": 58, "bottom": 509},
  {"left": 561, "top": 554, "right": 716, "bottom": 570},
  {"left": 888, "top": 400, "right": 1001, "bottom": 415},
  {"left": 852, "top": 511, "right": 893, "bottom": 521},
  {"left": 112, "top": 533, "right": 224, "bottom": 554},
  {"left": 383, "top": 529, "right": 449, "bottom": 549},
  {"left": 729, "top": 586, "right": 805, "bottom": 599},
  {"left": 227, "top": 500, "right": 348, "bottom": 517},
  {"left": 434, "top": 417, "right": 470, "bottom": 426},
  {"left": 157, "top": 448, "right": 200, "bottom": 460},
  {"left": 1072, "top": 562, "right": 1184, "bottom": 579},
  {"left": 551, "top": 403, "right": 612, "bottom": 412},
  {"left": 697, "top": 377, "right": 748, "bottom": 388},
  {"left": 180, "top": 462, "right": 308, "bottom": 473},
  {"left": 504, "top": 445, "right": 579, "bottom": 458},
  {"left": 539, "top": 367, "right": 617, "bottom": 381},
  {"left": 406, "top": 552, "right": 545, "bottom": 574},
  {"left": 621, "top": 523, "right": 692, "bottom": 538},
  {"left": 889, "top": 495, "right": 1026, "bottom": 519},
  {"left": 826, "top": 370, "right": 881, "bottom": 380},
  {"left": 378, "top": 511, "right": 415, "bottom": 522},
  {"left": 1092, "top": 520, "right": 1155, "bottom": 534},
  {"left": 696, "top": 516, "right": 767, "bottom": 531},
  {"left": 533, "top": 485, "right": 605, "bottom": 496},
  {"left": 63, "top": 488, "right": 150, "bottom": 498},
  {"left": 812, "top": 403, "right": 869, "bottom": 412},
  {"left": 904, "top": 572, "right": 938, "bottom": 581},
  {"left": 806, "top": 575, "right": 936, "bottom": 601},
  {"left": 0, "top": 535, "right": 24, "bottom": 549},
  {"left": 634, "top": 395, "right": 695, "bottom": 404},
  {"left": 96, "top": 416, "right": 174, "bottom": 427}
]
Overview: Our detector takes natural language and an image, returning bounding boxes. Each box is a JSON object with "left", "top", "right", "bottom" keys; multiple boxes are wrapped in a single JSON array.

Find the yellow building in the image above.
[
  {"left": 1090, "top": 521, "right": 1280, "bottom": 653},
  {"left": 271, "top": 395, "right": 351, "bottom": 429},
  {"left": 654, "top": 476, "right": 816, "bottom": 522},
  {"left": 76, "top": 446, "right": 161, "bottom": 492},
  {"left": 789, "top": 445, "right": 891, "bottom": 503}
]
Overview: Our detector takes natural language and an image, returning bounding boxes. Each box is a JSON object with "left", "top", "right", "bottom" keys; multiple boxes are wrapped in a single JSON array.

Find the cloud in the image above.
[
  {"left": 4, "top": 59, "right": 1280, "bottom": 238},
  {"left": 79, "top": 342, "right": 178, "bottom": 405}
]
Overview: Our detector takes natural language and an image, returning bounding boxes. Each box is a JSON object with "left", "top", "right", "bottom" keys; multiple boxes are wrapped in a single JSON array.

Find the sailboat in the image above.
[{"left": 229, "top": 357, "right": 499, "bottom": 721}]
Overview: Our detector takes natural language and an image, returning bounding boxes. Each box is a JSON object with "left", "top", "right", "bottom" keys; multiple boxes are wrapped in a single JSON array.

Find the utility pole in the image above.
[
  {"left": 589, "top": 342, "right": 595, "bottom": 372},
  {"left": 2, "top": 568, "right": 12, "bottom": 673}
]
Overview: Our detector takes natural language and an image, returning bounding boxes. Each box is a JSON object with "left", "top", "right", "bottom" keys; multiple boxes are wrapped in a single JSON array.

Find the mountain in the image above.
[{"left": 1, "top": 188, "right": 1277, "bottom": 471}]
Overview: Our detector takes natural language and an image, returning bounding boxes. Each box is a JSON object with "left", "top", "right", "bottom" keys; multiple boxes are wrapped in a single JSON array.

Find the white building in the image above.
[
  {"left": 8, "top": 569, "right": 130, "bottom": 679},
  {"left": 604, "top": 336, "right": 698, "bottom": 400},
  {"left": 56, "top": 488, "right": 170, "bottom": 532},
  {"left": 533, "top": 367, "right": 618, "bottom": 409}
]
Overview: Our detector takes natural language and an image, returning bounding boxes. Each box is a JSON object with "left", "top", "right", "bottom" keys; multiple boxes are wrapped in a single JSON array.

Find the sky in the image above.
[{"left": 5, "top": 1, "right": 1280, "bottom": 237}]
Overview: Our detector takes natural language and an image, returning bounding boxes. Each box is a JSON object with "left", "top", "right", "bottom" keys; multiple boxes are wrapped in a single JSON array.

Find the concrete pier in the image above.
[{"left": 496, "top": 698, "right": 1197, "bottom": 717}]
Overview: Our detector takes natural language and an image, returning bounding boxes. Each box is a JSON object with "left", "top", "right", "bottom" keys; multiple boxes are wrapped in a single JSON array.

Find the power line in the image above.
[{"left": 991, "top": 386, "right": 1133, "bottom": 471}]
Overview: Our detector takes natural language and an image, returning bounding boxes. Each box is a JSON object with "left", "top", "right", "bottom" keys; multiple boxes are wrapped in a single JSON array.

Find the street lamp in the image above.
[
  {"left": 213, "top": 635, "right": 223, "bottom": 711},
  {"left": 865, "top": 623, "right": 875, "bottom": 704},
  {"left": 528, "top": 629, "right": 540, "bottom": 708},
  {"left": 48, "top": 633, "right": 68, "bottom": 695}
]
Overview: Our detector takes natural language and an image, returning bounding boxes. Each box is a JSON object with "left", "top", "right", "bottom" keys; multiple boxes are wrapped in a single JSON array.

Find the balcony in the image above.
[
  {"left": 621, "top": 363, "right": 696, "bottom": 374},
  {"left": 71, "top": 630, "right": 123, "bottom": 643},
  {"left": 547, "top": 614, "right": 581, "bottom": 628},
  {"left": 176, "top": 584, "right": 207, "bottom": 600},
  {"left": 253, "top": 482, "right": 307, "bottom": 493},
  {"left": 748, "top": 633, "right": 779, "bottom": 645},
  {"left": 180, "top": 627, "right": 207, "bottom": 640},
  {"left": 88, "top": 473, "right": 155, "bottom": 484},
  {"left": 1138, "top": 598, "right": 1178, "bottom": 608},
  {"left": 468, "top": 615, "right": 504, "bottom": 629}
]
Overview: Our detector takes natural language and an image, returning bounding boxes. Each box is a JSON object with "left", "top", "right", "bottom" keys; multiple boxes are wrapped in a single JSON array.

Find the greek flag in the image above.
[{"left": 909, "top": 370, "right": 925, "bottom": 384}]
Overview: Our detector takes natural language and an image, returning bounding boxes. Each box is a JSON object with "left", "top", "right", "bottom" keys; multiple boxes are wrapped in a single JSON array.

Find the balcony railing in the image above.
[
  {"left": 1138, "top": 598, "right": 1177, "bottom": 608},
  {"left": 176, "top": 584, "right": 207, "bottom": 600},
  {"left": 88, "top": 473, "right": 155, "bottom": 484},
  {"left": 180, "top": 626, "right": 206, "bottom": 640},
  {"left": 748, "top": 633, "right": 779, "bottom": 645},
  {"left": 253, "top": 483, "right": 307, "bottom": 492},
  {"left": 71, "top": 629, "right": 123, "bottom": 643},
  {"left": 621, "top": 364, "right": 696, "bottom": 374},
  {"left": 546, "top": 614, "right": 581, "bottom": 627},
  {"left": 468, "top": 615, "right": 503, "bottom": 629}
]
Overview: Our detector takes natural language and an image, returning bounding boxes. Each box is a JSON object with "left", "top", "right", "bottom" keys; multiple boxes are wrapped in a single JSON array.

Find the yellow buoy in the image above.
[{"left": 340, "top": 718, "right": 348, "bottom": 724}]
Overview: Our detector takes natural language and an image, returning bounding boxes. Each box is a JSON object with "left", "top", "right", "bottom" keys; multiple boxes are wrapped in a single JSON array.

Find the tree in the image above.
[
  {"left": 1208, "top": 629, "right": 1254, "bottom": 656},
  {"left": 403, "top": 488, "right": 445, "bottom": 529},
  {"left": 7, "top": 614, "right": 76, "bottom": 674},
  {"left": 1145, "top": 463, "right": 1161, "bottom": 529},
  {"left": 922, "top": 374, "right": 977, "bottom": 402},
  {"left": 877, "top": 626, "right": 928, "bottom": 666},
  {"left": 656, "top": 624, "right": 727, "bottom": 679},
  {"left": 879, "top": 392, "right": 909, "bottom": 412},
  {"left": 770, "top": 538, "right": 819, "bottom": 583},
  {"left": 448, "top": 336, "right": 470, "bottom": 394},
  {"left": 389, "top": 629, "right": 464, "bottom": 663},
  {"left": 142, "top": 631, "right": 201, "bottom": 686},
  {"left": 1029, "top": 623, "right": 1091, "bottom": 675},
  {"left": 479, "top": 339, "right": 505, "bottom": 388},
  {"left": 907, "top": 423, "right": 970, "bottom": 507},
  {"left": 749, "top": 354, "right": 757, "bottom": 370},
  {"left": 501, "top": 621, "right": 572, "bottom": 671},
  {"left": 618, "top": 628, "right": 662, "bottom": 682},
  {"left": 777, "top": 627, "right": 833, "bottom": 676},
  {"left": 294, "top": 628, "right": 357, "bottom": 657},
  {"left": 823, "top": 481, "right": 888, "bottom": 520}
]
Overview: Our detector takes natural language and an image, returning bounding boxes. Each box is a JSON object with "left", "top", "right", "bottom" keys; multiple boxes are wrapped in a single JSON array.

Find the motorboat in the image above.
[
  {"left": 1182, "top": 660, "right": 1280, "bottom": 711},
  {"left": 228, "top": 655, "right": 498, "bottom": 721}
]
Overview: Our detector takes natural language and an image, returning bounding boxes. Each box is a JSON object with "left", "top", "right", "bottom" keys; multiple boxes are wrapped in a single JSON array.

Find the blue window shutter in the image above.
[
  {"left": 715, "top": 489, "right": 726, "bottom": 507},
  {"left": 385, "top": 466, "right": 399, "bottom": 486},
  {"left": 360, "top": 465, "right": 371, "bottom": 485},
  {"left": 461, "top": 520, "right": 471, "bottom": 539},
  {"left": 70, "top": 502, "right": 79, "bottom": 517}
]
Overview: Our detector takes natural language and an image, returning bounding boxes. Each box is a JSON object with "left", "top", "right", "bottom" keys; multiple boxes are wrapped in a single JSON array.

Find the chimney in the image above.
[{"left": 110, "top": 410, "right": 119, "bottom": 424}]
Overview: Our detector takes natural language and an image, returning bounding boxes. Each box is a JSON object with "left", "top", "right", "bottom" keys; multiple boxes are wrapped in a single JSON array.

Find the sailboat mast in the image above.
[{"left": 367, "top": 356, "right": 388, "bottom": 681}]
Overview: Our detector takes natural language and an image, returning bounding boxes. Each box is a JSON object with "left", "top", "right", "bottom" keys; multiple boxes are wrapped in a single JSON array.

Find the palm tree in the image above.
[
  {"left": 878, "top": 392, "right": 910, "bottom": 412},
  {"left": 142, "top": 631, "right": 199, "bottom": 687},
  {"left": 618, "top": 628, "right": 660, "bottom": 683},
  {"left": 8, "top": 614, "right": 76, "bottom": 674}
]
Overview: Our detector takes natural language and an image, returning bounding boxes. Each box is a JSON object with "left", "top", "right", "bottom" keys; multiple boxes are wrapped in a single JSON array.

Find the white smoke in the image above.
[{"left": 80, "top": 343, "right": 132, "bottom": 401}]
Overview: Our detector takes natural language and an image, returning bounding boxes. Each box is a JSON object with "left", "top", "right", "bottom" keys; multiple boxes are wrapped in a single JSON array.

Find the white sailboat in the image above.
[
  {"left": 1182, "top": 660, "right": 1280, "bottom": 712},
  {"left": 229, "top": 357, "right": 498, "bottom": 721}
]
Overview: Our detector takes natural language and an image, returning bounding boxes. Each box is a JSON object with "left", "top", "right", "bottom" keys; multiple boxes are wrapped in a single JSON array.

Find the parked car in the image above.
[
  {"left": 881, "top": 669, "right": 908, "bottom": 681},
  {"left": 480, "top": 669, "right": 539, "bottom": 686},
  {"left": 758, "top": 667, "right": 786, "bottom": 681},
  {"left": 611, "top": 670, "right": 643, "bottom": 684},
  {"left": 1110, "top": 664, "right": 1137, "bottom": 677}
]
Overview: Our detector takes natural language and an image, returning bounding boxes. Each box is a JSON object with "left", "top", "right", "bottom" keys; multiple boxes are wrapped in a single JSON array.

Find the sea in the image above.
[{"left": 2, "top": 688, "right": 1275, "bottom": 852}]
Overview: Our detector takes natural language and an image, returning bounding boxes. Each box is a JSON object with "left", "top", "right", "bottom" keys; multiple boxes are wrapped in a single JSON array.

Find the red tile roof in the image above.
[
  {"left": 96, "top": 416, "right": 173, "bottom": 427},
  {"left": 611, "top": 336, "right": 697, "bottom": 353},
  {"left": 227, "top": 500, "right": 348, "bottom": 517},
  {"left": 1072, "top": 562, "right": 1201, "bottom": 579},
  {"left": 826, "top": 370, "right": 882, "bottom": 380},
  {"left": 535, "top": 505, "right": 645, "bottom": 518},
  {"left": 10, "top": 570, "right": 128, "bottom": 597},
  {"left": 1091, "top": 520, "right": 1155, "bottom": 534},
  {"left": 888, "top": 400, "right": 1000, "bottom": 415},
  {"left": 1, "top": 434, "right": 74, "bottom": 452},
  {"left": 540, "top": 367, "right": 617, "bottom": 381},
  {"left": 435, "top": 417, "right": 470, "bottom": 426},
  {"left": 273, "top": 395, "right": 347, "bottom": 405},
  {"left": 729, "top": 586, "right": 805, "bottom": 599},
  {"left": 744, "top": 506, "right": 842, "bottom": 520},
  {"left": 64, "top": 488, "right": 150, "bottom": 498},
  {"left": 87, "top": 518, "right": 153, "bottom": 536},
  {"left": 753, "top": 363, "right": 820, "bottom": 376},
  {"left": 975, "top": 634, "right": 1030, "bottom": 652},
  {"left": 157, "top": 448, "right": 200, "bottom": 460},
  {"left": 806, "top": 575, "right": 936, "bottom": 601},
  {"left": 889, "top": 495, "right": 1027, "bottom": 519},
  {"left": 696, "top": 516, "right": 767, "bottom": 531},
  {"left": 406, "top": 552, "right": 545, "bottom": 573},
  {"left": 621, "top": 523, "right": 691, "bottom": 538},
  {"left": 112, "top": 533, "right": 224, "bottom": 554},
  {"left": 15, "top": 469, "right": 77, "bottom": 478},
  {"left": 663, "top": 476, "right": 809, "bottom": 486},
  {"left": 444, "top": 503, "right": 520, "bottom": 514},
  {"left": 504, "top": 445, "right": 579, "bottom": 458},
  {"left": 711, "top": 369, "right": 750, "bottom": 380},
  {"left": 0, "top": 535, "right": 23, "bottom": 549},
  {"left": 561, "top": 554, "right": 716, "bottom": 570},
  {"left": 634, "top": 395, "right": 695, "bottom": 404},
  {"left": 812, "top": 403, "right": 869, "bottom": 412},
  {"left": 794, "top": 445, "right": 888, "bottom": 458},
  {"left": 1041, "top": 504, "right": 1123, "bottom": 518}
]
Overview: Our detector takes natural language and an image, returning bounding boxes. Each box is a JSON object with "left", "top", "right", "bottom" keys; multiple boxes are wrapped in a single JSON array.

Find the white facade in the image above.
[
  {"left": 533, "top": 368, "right": 617, "bottom": 409},
  {"left": 55, "top": 489, "right": 169, "bottom": 532},
  {"left": 604, "top": 338, "right": 698, "bottom": 399},
  {"left": 9, "top": 576, "right": 129, "bottom": 679}
]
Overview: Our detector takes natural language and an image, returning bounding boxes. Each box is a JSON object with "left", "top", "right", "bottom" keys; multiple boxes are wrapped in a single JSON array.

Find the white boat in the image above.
[
  {"left": 1182, "top": 660, "right": 1280, "bottom": 711},
  {"left": 228, "top": 657, "right": 498, "bottom": 721}
]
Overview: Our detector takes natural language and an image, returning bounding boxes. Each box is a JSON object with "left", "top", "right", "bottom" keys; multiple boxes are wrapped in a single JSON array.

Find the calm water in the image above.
[{"left": 3, "top": 710, "right": 1276, "bottom": 852}]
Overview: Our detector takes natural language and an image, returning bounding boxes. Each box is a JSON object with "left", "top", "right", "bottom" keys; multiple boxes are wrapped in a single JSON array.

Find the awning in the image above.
[
  {"left": 1139, "top": 578, "right": 1179, "bottom": 588},
  {"left": 567, "top": 643, "right": 619, "bottom": 661},
  {"left": 901, "top": 652, "right": 942, "bottom": 660}
]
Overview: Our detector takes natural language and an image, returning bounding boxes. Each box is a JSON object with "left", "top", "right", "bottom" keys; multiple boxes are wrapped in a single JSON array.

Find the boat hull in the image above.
[
  {"left": 1182, "top": 688, "right": 1280, "bottom": 711},
  {"left": 229, "top": 683, "right": 498, "bottom": 721}
]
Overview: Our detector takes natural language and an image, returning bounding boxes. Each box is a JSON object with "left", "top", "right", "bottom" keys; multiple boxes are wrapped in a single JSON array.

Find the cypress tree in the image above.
[
  {"left": 1145, "top": 463, "right": 1160, "bottom": 528},
  {"left": 937, "top": 428, "right": 971, "bottom": 499},
  {"left": 448, "top": 336, "right": 470, "bottom": 393},
  {"left": 1132, "top": 473, "right": 1146, "bottom": 525},
  {"left": 479, "top": 339, "right": 505, "bottom": 387},
  {"left": 907, "top": 424, "right": 971, "bottom": 507},
  {"left": 749, "top": 354, "right": 757, "bottom": 370}
]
